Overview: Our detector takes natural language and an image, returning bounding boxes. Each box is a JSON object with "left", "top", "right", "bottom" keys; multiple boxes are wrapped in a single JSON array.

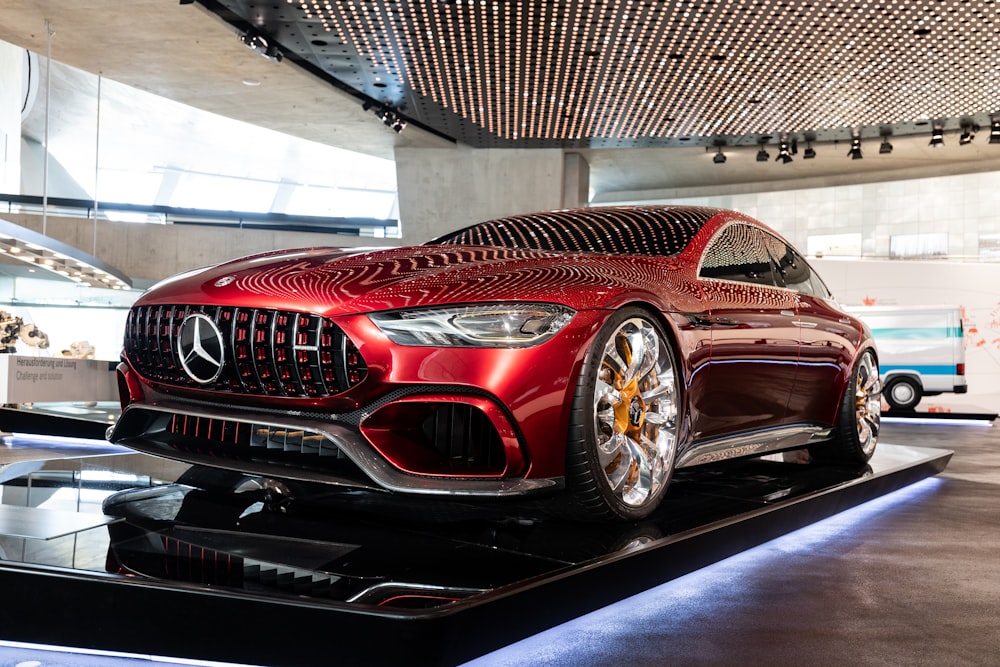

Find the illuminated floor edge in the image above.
[{"left": 0, "top": 444, "right": 951, "bottom": 667}]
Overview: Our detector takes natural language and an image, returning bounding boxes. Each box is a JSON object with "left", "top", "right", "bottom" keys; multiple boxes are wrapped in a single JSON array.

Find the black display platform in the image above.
[{"left": 0, "top": 443, "right": 950, "bottom": 667}]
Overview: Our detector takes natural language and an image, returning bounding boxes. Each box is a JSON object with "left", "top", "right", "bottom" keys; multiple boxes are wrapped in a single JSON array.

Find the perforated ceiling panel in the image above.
[{"left": 206, "top": 0, "right": 1000, "bottom": 148}]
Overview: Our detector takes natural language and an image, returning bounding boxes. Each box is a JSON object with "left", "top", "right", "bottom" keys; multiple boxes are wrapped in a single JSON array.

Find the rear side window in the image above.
[{"left": 699, "top": 223, "right": 777, "bottom": 286}]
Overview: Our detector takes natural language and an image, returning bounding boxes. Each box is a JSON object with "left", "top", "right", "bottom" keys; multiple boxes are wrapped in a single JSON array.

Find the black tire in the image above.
[
  {"left": 812, "top": 349, "right": 881, "bottom": 464},
  {"left": 884, "top": 376, "right": 922, "bottom": 411},
  {"left": 565, "top": 307, "right": 681, "bottom": 521}
]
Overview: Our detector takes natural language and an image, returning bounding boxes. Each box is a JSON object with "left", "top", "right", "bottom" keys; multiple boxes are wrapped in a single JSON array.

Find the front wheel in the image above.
[
  {"left": 565, "top": 308, "right": 681, "bottom": 521},
  {"left": 812, "top": 350, "right": 881, "bottom": 464}
]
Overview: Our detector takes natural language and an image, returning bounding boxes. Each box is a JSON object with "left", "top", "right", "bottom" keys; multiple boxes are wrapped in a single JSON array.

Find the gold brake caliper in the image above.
[{"left": 611, "top": 341, "right": 645, "bottom": 437}]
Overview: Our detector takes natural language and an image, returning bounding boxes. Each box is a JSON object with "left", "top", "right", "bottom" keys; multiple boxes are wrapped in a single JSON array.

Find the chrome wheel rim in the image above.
[
  {"left": 855, "top": 353, "right": 881, "bottom": 457},
  {"left": 592, "top": 317, "right": 678, "bottom": 509}
]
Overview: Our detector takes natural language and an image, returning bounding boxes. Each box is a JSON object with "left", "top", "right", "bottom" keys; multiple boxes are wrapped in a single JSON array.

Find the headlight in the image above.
[{"left": 369, "top": 303, "right": 576, "bottom": 347}]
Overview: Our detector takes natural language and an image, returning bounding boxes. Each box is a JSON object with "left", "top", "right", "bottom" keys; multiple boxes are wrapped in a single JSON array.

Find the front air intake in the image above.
[{"left": 421, "top": 403, "right": 505, "bottom": 472}]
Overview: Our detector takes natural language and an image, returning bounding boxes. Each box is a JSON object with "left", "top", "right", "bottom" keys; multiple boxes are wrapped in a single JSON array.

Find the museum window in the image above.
[{"left": 889, "top": 233, "right": 949, "bottom": 259}]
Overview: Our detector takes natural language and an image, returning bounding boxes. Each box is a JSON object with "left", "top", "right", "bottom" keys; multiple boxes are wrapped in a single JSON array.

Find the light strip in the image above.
[{"left": 0, "top": 217, "right": 131, "bottom": 290}]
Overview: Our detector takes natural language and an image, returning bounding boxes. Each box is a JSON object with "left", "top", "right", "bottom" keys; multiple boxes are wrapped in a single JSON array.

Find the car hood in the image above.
[{"left": 134, "top": 245, "right": 692, "bottom": 315}]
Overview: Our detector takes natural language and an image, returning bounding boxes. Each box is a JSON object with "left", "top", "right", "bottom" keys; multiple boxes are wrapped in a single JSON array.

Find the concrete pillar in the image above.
[
  {"left": 394, "top": 145, "right": 569, "bottom": 244},
  {"left": 0, "top": 42, "right": 23, "bottom": 194},
  {"left": 562, "top": 152, "right": 590, "bottom": 209}
]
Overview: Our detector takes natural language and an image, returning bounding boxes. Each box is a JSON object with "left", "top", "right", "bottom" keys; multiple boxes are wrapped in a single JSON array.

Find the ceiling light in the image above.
[
  {"left": 0, "top": 218, "right": 131, "bottom": 290},
  {"left": 847, "top": 136, "right": 863, "bottom": 160},
  {"left": 713, "top": 146, "right": 726, "bottom": 164},
  {"left": 756, "top": 142, "right": 770, "bottom": 162},
  {"left": 959, "top": 124, "right": 978, "bottom": 145},
  {"left": 879, "top": 135, "right": 894, "bottom": 154},
  {"left": 775, "top": 140, "right": 794, "bottom": 164},
  {"left": 239, "top": 28, "right": 283, "bottom": 63},
  {"left": 990, "top": 118, "right": 1000, "bottom": 145},
  {"left": 364, "top": 101, "right": 408, "bottom": 133},
  {"left": 929, "top": 126, "right": 945, "bottom": 148}
]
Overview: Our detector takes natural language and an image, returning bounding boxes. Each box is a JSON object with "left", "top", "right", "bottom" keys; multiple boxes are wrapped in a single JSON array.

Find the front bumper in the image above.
[{"left": 108, "top": 388, "right": 562, "bottom": 497}]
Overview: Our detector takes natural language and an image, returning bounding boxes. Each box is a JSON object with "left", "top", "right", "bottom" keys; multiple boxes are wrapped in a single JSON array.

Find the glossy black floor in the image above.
[
  {"left": 0, "top": 414, "right": 988, "bottom": 666},
  {"left": 475, "top": 415, "right": 1000, "bottom": 667}
]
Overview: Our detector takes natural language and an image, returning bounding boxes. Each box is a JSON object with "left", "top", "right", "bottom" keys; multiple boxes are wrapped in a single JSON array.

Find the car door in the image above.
[
  {"left": 694, "top": 222, "right": 801, "bottom": 440},
  {"left": 765, "top": 236, "right": 860, "bottom": 425}
]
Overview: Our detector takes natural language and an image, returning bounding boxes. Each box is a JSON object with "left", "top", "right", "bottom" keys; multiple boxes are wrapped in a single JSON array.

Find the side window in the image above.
[
  {"left": 699, "top": 223, "right": 777, "bottom": 286},
  {"left": 759, "top": 233, "right": 790, "bottom": 288},
  {"left": 766, "top": 235, "right": 831, "bottom": 298}
]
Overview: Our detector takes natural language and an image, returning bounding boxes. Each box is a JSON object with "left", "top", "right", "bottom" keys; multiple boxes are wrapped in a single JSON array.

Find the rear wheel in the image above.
[
  {"left": 565, "top": 308, "right": 681, "bottom": 521},
  {"left": 813, "top": 350, "right": 881, "bottom": 464},
  {"left": 885, "top": 376, "right": 921, "bottom": 411}
]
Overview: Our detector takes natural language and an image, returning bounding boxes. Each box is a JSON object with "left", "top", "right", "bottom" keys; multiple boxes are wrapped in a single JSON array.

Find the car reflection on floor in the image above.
[{"left": 97, "top": 452, "right": 882, "bottom": 610}]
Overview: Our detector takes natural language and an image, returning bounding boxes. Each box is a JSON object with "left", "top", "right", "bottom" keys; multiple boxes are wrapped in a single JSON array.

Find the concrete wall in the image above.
[{"left": 394, "top": 146, "right": 566, "bottom": 244}]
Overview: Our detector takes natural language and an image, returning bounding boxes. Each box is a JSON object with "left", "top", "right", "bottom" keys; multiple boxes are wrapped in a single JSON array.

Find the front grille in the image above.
[{"left": 123, "top": 304, "right": 367, "bottom": 397}]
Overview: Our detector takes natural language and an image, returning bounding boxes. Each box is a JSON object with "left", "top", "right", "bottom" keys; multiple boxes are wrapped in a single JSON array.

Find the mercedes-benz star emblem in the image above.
[{"left": 177, "top": 313, "right": 225, "bottom": 384}]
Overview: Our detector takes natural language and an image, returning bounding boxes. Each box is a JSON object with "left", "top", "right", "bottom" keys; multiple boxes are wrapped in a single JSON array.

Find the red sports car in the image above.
[{"left": 109, "top": 206, "right": 881, "bottom": 520}]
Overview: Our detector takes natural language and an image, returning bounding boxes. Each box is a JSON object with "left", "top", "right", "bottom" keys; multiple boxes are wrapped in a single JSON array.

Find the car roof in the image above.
[{"left": 428, "top": 205, "right": 724, "bottom": 257}]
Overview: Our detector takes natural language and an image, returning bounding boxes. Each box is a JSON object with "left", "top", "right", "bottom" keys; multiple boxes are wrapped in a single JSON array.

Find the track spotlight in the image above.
[
  {"left": 364, "top": 102, "right": 408, "bottom": 133},
  {"left": 990, "top": 118, "right": 1000, "bottom": 144},
  {"left": 803, "top": 142, "right": 816, "bottom": 159},
  {"left": 240, "top": 28, "right": 283, "bottom": 62},
  {"left": 879, "top": 135, "right": 893, "bottom": 154},
  {"left": 713, "top": 146, "right": 727, "bottom": 164},
  {"left": 929, "top": 126, "right": 945, "bottom": 148},
  {"left": 775, "top": 140, "right": 793, "bottom": 164},
  {"left": 959, "top": 124, "right": 978, "bottom": 145},
  {"left": 847, "top": 136, "right": 863, "bottom": 160},
  {"left": 756, "top": 142, "right": 770, "bottom": 162}
]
